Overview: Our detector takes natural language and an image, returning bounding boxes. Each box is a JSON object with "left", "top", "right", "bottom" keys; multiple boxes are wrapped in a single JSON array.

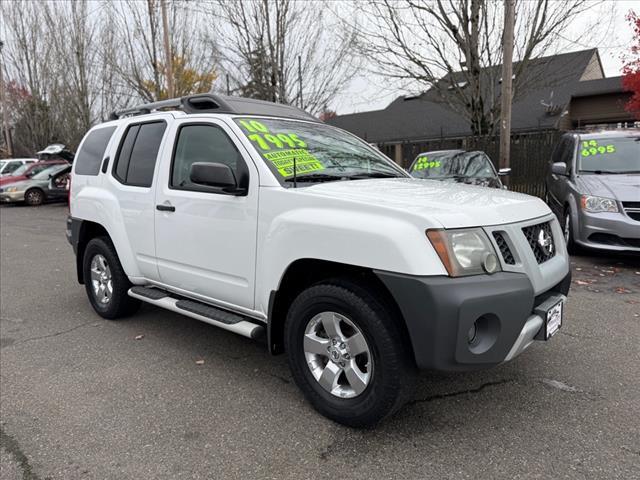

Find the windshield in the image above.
[
  {"left": 0, "top": 161, "right": 6, "bottom": 169},
  {"left": 12, "top": 164, "right": 30, "bottom": 176},
  {"left": 32, "top": 164, "right": 68, "bottom": 180},
  {"left": 578, "top": 136, "right": 640, "bottom": 174},
  {"left": 234, "top": 117, "right": 406, "bottom": 183},
  {"left": 410, "top": 151, "right": 495, "bottom": 179}
]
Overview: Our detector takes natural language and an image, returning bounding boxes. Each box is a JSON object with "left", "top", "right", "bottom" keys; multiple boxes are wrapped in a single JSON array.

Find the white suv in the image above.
[{"left": 67, "top": 94, "right": 571, "bottom": 427}]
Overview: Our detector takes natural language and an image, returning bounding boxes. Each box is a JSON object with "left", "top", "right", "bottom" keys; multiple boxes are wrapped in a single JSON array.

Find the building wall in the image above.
[
  {"left": 579, "top": 53, "right": 605, "bottom": 82},
  {"left": 569, "top": 92, "right": 633, "bottom": 127}
]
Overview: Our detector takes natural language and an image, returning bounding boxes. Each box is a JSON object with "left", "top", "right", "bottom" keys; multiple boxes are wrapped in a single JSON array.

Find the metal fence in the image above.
[{"left": 385, "top": 130, "right": 561, "bottom": 198}]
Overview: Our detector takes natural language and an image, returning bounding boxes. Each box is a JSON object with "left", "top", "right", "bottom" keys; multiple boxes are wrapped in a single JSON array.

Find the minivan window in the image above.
[
  {"left": 114, "top": 121, "right": 166, "bottom": 187},
  {"left": 75, "top": 126, "right": 116, "bottom": 175},
  {"left": 578, "top": 136, "right": 640, "bottom": 174}
]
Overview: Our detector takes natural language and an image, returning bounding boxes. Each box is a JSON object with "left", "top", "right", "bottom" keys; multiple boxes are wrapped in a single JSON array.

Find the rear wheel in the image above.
[
  {"left": 285, "top": 280, "right": 414, "bottom": 427},
  {"left": 83, "top": 237, "right": 140, "bottom": 319},
  {"left": 24, "top": 188, "right": 44, "bottom": 206}
]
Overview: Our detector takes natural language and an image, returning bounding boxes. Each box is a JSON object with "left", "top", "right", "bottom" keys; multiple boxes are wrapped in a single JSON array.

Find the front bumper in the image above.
[
  {"left": 376, "top": 270, "right": 571, "bottom": 371},
  {"left": 576, "top": 210, "right": 640, "bottom": 252},
  {"left": 0, "top": 191, "right": 26, "bottom": 203}
]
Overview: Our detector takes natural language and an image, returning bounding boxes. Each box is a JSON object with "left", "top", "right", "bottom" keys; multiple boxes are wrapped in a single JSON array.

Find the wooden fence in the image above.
[{"left": 382, "top": 130, "right": 561, "bottom": 198}]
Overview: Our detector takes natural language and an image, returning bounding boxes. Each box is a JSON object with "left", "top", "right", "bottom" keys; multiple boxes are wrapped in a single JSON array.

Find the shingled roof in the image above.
[{"left": 329, "top": 49, "right": 604, "bottom": 143}]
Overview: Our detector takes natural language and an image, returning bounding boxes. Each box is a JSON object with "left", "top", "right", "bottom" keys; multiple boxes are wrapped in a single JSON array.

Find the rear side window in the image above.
[
  {"left": 113, "top": 121, "right": 166, "bottom": 187},
  {"left": 75, "top": 127, "right": 116, "bottom": 175}
]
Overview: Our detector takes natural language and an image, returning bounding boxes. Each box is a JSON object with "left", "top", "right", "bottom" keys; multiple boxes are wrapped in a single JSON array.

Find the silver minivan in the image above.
[{"left": 545, "top": 130, "right": 640, "bottom": 253}]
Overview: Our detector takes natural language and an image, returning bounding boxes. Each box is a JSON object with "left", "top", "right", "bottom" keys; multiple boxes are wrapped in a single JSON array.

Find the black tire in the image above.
[
  {"left": 563, "top": 206, "right": 578, "bottom": 255},
  {"left": 284, "top": 280, "right": 415, "bottom": 428},
  {"left": 83, "top": 236, "right": 140, "bottom": 319},
  {"left": 24, "top": 188, "right": 44, "bottom": 206}
]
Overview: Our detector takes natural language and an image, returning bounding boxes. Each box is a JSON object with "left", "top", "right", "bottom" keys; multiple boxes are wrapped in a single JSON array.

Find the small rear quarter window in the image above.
[{"left": 75, "top": 126, "right": 116, "bottom": 175}]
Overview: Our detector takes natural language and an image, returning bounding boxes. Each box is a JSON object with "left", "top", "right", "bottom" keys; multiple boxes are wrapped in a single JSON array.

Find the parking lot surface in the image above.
[{"left": 1, "top": 204, "right": 639, "bottom": 480}]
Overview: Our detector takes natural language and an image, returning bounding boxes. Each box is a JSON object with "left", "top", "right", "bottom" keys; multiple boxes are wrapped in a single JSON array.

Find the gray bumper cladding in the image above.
[{"left": 375, "top": 270, "right": 570, "bottom": 372}]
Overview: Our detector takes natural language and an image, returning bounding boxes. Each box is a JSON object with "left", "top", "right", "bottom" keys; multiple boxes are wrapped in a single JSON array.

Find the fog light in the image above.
[
  {"left": 483, "top": 253, "right": 499, "bottom": 273},
  {"left": 467, "top": 323, "right": 477, "bottom": 344}
]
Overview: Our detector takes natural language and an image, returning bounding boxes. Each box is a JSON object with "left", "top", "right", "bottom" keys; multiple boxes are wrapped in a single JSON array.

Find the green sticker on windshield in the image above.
[
  {"left": 263, "top": 149, "right": 324, "bottom": 178},
  {"left": 413, "top": 157, "right": 441, "bottom": 171},
  {"left": 580, "top": 140, "right": 616, "bottom": 157}
]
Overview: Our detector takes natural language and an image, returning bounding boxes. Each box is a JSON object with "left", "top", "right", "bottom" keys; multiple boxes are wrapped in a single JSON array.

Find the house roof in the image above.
[
  {"left": 570, "top": 76, "right": 627, "bottom": 98},
  {"left": 329, "top": 49, "right": 606, "bottom": 143}
]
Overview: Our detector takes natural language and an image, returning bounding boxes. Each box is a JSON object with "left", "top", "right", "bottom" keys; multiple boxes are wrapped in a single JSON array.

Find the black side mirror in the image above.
[
  {"left": 551, "top": 162, "right": 568, "bottom": 176},
  {"left": 189, "top": 162, "right": 246, "bottom": 195}
]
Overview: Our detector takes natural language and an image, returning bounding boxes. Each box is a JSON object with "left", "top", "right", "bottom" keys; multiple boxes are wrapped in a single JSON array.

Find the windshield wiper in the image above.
[
  {"left": 580, "top": 170, "right": 628, "bottom": 174},
  {"left": 284, "top": 173, "right": 344, "bottom": 184},
  {"left": 348, "top": 172, "right": 401, "bottom": 179}
]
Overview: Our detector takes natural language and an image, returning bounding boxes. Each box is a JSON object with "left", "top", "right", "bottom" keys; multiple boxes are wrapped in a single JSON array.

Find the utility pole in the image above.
[
  {"left": 499, "top": 0, "right": 515, "bottom": 185},
  {"left": 160, "top": 0, "right": 174, "bottom": 99},
  {"left": 0, "top": 40, "right": 13, "bottom": 157},
  {"left": 298, "top": 55, "right": 303, "bottom": 109}
]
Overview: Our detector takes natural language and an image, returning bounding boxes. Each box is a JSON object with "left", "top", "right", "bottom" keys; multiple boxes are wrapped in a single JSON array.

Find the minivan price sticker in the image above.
[{"left": 580, "top": 139, "right": 616, "bottom": 157}]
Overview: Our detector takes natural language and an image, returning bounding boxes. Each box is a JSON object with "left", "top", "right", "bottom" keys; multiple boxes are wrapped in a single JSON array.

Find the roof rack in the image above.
[{"left": 109, "top": 93, "right": 319, "bottom": 123}]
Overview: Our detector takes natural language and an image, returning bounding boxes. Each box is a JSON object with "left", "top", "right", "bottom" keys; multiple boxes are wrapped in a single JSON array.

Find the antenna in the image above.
[{"left": 293, "top": 157, "right": 297, "bottom": 188}]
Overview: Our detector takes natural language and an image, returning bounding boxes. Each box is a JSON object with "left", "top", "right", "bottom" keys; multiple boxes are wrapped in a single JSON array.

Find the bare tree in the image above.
[
  {"left": 0, "top": 0, "right": 61, "bottom": 154},
  {"left": 345, "top": 0, "right": 598, "bottom": 135},
  {"left": 107, "top": 0, "right": 218, "bottom": 103},
  {"left": 207, "top": 0, "right": 359, "bottom": 115}
]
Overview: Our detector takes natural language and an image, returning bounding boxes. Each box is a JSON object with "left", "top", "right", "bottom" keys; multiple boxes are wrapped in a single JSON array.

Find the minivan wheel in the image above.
[
  {"left": 83, "top": 237, "right": 140, "bottom": 319},
  {"left": 563, "top": 207, "right": 578, "bottom": 254},
  {"left": 24, "top": 188, "right": 44, "bottom": 206},
  {"left": 284, "top": 281, "right": 414, "bottom": 427}
]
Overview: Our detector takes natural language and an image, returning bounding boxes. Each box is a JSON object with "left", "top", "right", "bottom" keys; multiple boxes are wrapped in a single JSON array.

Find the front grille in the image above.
[
  {"left": 522, "top": 221, "right": 556, "bottom": 264},
  {"left": 622, "top": 202, "right": 640, "bottom": 222},
  {"left": 493, "top": 232, "right": 515, "bottom": 264}
]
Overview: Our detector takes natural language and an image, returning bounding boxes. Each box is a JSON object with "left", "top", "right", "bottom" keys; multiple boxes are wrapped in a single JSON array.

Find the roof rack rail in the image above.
[{"left": 109, "top": 93, "right": 319, "bottom": 123}]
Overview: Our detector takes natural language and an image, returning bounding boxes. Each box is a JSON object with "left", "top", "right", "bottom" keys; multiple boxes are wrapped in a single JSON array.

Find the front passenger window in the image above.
[{"left": 171, "top": 124, "right": 247, "bottom": 191}]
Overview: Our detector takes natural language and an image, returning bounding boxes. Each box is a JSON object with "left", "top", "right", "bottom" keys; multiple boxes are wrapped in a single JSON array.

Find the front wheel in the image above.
[
  {"left": 563, "top": 207, "right": 578, "bottom": 255},
  {"left": 284, "top": 281, "right": 414, "bottom": 427},
  {"left": 24, "top": 188, "right": 44, "bottom": 206}
]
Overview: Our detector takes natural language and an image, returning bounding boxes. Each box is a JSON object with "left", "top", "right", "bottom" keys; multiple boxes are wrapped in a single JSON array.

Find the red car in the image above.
[{"left": 0, "top": 160, "right": 68, "bottom": 187}]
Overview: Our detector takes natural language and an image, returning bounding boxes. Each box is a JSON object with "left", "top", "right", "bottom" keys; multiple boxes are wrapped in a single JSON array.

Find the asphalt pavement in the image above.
[{"left": 1, "top": 203, "right": 639, "bottom": 480}]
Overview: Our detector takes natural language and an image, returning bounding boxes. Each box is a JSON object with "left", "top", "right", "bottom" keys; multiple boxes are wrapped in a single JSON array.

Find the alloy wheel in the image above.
[
  {"left": 303, "top": 311, "right": 373, "bottom": 398},
  {"left": 90, "top": 254, "right": 113, "bottom": 304}
]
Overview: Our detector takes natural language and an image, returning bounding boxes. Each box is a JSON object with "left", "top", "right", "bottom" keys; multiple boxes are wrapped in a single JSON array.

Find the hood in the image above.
[
  {"left": 576, "top": 174, "right": 640, "bottom": 202},
  {"left": 300, "top": 178, "right": 550, "bottom": 228}
]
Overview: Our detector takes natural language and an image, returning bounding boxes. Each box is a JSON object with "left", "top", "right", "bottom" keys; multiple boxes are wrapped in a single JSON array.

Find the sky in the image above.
[{"left": 333, "top": 0, "right": 638, "bottom": 115}]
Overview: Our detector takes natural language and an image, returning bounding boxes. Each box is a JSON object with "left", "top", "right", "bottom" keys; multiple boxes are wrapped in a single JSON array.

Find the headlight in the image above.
[
  {"left": 427, "top": 228, "right": 501, "bottom": 277},
  {"left": 580, "top": 195, "right": 618, "bottom": 213},
  {"left": 5, "top": 187, "right": 19, "bottom": 193}
]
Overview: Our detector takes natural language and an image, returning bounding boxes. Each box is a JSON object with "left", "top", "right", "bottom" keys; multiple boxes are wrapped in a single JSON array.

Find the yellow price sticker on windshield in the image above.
[
  {"left": 264, "top": 149, "right": 324, "bottom": 177},
  {"left": 413, "top": 157, "right": 441, "bottom": 171},
  {"left": 581, "top": 140, "right": 616, "bottom": 157}
]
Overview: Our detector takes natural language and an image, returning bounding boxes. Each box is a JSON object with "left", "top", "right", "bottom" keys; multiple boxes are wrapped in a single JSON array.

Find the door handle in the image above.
[{"left": 156, "top": 204, "right": 176, "bottom": 212}]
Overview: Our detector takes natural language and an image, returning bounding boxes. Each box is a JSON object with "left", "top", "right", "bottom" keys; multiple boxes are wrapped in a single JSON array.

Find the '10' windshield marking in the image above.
[{"left": 238, "top": 120, "right": 306, "bottom": 150}]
